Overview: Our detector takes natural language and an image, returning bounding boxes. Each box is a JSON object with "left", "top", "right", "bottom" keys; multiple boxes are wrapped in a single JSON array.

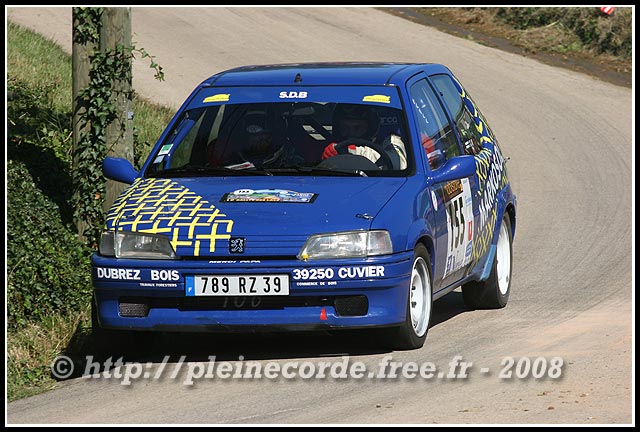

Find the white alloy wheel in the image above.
[
  {"left": 410, "top": 256, "right": 431, "bottom": 337},
  {"left": 496, "top": 221, "right": 511, "bottom": 295}
]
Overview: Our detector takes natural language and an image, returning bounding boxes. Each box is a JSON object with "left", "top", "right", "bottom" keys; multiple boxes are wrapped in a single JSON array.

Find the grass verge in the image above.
[
  {"left": 7, "top": 21, "right": 173, "bottom": 402},
  {"left": 7, "top": 309, "right": 91, "bottom": 401}
]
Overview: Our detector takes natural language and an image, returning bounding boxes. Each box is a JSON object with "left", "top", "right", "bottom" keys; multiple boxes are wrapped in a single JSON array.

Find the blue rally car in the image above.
[{"left": 93, "top": 62, "right": 516, "bottom": 350}]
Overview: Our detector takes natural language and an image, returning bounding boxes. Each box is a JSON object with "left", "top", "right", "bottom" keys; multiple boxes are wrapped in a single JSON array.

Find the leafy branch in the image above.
[{"left": 71, "top": 7, "right": 164, "bottom": 248}]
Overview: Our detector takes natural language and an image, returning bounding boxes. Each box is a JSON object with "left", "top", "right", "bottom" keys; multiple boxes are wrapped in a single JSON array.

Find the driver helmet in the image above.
[
  {"left": 240, "top": 110, "right": 274, "bottom": 161},
  {"left": 332, "top": 103, "right": 379, "bottom": 142}
]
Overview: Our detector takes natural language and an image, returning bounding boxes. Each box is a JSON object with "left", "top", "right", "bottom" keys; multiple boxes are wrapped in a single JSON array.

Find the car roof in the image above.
[{"left": 201, "top": 62, "right": 451, "bottom": 87}]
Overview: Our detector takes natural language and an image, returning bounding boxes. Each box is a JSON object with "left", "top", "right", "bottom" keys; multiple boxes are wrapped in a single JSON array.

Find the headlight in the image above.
[
  {"left": 99, "top": 231, "right": 177, "bottom": 259},
  {"left": 298, "top": 230, "right": 393, "bottom": 260}
]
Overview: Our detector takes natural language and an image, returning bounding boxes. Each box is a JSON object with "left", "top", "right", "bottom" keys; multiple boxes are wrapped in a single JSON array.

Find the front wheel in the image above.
[
  {"left": 91, "top": 294, "right": 122, "bottom": 346},
  {"left": 381, "top": 243, "right": 433, "bottom": 350},
  {"left": 462, "top": 213, "right": 513, "bottom": 309}
]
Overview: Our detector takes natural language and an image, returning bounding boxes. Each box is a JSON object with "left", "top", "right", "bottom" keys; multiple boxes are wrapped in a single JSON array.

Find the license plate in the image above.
[{"left": 185, "top": 275, "right": 290, "bottom": 297}]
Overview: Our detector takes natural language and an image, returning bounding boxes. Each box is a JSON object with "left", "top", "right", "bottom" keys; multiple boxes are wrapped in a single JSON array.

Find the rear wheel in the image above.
[
  {"left": 462, "top": 213, "right": 513, "bottom": 309},
  {"left": 382, "top": 243, "right": 433, "bottom": 350}
]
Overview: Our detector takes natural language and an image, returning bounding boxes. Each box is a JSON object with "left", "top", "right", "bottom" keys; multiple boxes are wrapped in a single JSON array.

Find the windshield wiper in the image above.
[
  {"left": 148, "top": 166, "right": 273, "bottom": 178},
  {"left": 272, "top": 166, "right": 368, "bottom": 177}
]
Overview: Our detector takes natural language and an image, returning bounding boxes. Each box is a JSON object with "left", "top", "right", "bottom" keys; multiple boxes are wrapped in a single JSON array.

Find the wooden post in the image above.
[
  {"left": 100, "top": 7, "right": 134, "bottom": 214},
  {"left": 72, "top": 7, "right": 97, "bottom": 242}
]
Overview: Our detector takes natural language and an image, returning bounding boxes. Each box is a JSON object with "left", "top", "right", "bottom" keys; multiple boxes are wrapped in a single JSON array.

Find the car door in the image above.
[
  {"left": 407, "top": 76, "right": 474, "bottom": 292},
  {"left": 429, "top": 71, "right": 508, "bottom": 276}
]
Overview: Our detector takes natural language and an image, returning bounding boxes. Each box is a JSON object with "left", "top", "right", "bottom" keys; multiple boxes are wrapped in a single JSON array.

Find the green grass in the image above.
[
  {"left": 7, "top": 21, "right": 175, "bottom": 167},
  {"left": 7, "top": 308, "right": 91, "bottom": 402},
  {"left": 132, "top": 95, "right": 175, "bottom": 167},
  {"left": 7, "top": 20, "right": 174, "bottom": 402},
  {"left": 7, "top": 22, "right": 72, "bottom": 113}
]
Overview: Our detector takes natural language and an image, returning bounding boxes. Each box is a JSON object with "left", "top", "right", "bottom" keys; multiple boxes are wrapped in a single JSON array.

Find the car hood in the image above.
[{"left": 105, "top": 176, "right": 407, "bottom": 257}]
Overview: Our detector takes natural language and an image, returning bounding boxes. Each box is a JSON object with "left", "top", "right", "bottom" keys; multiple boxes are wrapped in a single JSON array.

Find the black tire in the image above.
[
  {"left": 91, "top": 294, "right": 118, "bottom": 345},
  {"left": 91, "top": 293, "right": 105, "bottom": 335},
  {"left": 381, "top": 243, "right": 433, "bottom": 350},
  {"left": 462, "top": 213, "right": 513, "bottom": 309}
]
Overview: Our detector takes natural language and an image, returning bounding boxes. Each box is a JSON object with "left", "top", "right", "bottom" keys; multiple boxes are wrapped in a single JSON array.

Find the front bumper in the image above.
[{"left": 92, "top": 252, "right": 414, "bottom": 331}]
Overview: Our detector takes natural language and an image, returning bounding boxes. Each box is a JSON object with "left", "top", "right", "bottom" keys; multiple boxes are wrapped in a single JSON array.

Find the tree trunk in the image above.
[
  {"left": 100, "top": 7, "right": 134, "bottom": 214},
  {"left": 72, "top": 7, "right": 97, "bottom": 242}
]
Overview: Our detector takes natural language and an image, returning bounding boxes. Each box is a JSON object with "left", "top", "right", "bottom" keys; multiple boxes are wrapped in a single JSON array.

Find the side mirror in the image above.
[
  {"left": 427, "top": 155, "right": 476, "bottom": 184},
  {"left": 103, "top": 157, "right": 139, "bottom": 185}
]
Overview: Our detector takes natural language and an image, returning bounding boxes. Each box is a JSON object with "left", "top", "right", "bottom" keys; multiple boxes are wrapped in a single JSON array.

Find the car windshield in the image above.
[{"left": 145, "top": 86, "right": 412, "bottom": 177}]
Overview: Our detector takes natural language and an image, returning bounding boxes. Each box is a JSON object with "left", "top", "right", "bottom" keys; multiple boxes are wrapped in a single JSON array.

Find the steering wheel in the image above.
[{"left": 333, "top": 138, "right": 394, "bottom": 170}]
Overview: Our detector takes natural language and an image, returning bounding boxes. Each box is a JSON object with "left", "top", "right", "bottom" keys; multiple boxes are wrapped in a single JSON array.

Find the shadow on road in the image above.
[
  {"left": 432, "top": 290, "right": 468, "bottom": 328},
  {"left": 56, "top": 291, "right": 470, "bottom": 380}
]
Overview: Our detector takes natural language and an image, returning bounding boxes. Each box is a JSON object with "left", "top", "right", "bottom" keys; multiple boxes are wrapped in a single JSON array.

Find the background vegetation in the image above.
[
  {"left": 6, "top": 21, "right": 173, "bottom": 400},
  {"left": 415, "top": 7, "right": 632, "bottom": 73}
]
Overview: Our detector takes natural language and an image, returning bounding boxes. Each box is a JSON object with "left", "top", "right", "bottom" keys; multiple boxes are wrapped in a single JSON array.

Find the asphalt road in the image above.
[{"left": 6, "top": 7, "right": 633, "bottom": 425}]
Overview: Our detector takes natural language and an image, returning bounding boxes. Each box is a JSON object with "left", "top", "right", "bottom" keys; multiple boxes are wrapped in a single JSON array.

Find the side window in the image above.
[
  {"left": 169, "top": 109, "right": 207, "bottom": 168},
  {"left": 409, "top": 79, "right": 460, "bottom": 170},
  {"left": 149, "top": 106, "right": 223, "bottom": 172},
  {"left": 430, "top": 73, "right": 494, "bottom": 155}
]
